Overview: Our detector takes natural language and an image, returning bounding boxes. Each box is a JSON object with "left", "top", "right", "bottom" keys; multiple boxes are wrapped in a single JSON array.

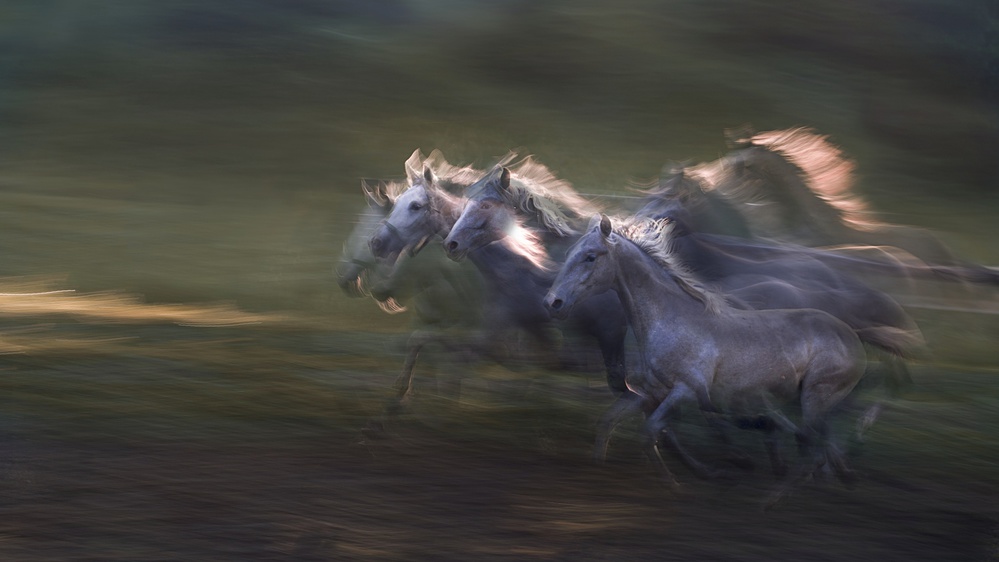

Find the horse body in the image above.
[{"left": 635, "top": 183, "right": 925, "bottom": 365}]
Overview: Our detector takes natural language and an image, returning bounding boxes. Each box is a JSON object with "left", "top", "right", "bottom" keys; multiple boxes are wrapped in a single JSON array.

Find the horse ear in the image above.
[
  {"left": 361, "top": 179, "right": 388, "bottom": 208},
  {"left": 423, "top": 166, "right": 435, "bottom": 184},
  {"left": 499, "top": 168, "right": 511, "bottom": 190},
  {"left": 599, "top": 214, "right": 613, "bottom": 237},
  {"left": 405, "top": 149, "right": 425, "bottom": 184}
]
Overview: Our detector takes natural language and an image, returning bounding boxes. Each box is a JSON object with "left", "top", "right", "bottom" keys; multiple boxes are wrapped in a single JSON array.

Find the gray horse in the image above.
[
  {"left": 544, "top": 215, "right": 912, "bottom": 506},
  {"left": 371, "top": 157, "right": 631, "bottom": 394},
  {"left": 681, "top": 127, "right": 999, "bottom": 285},
  {"left": 338, "top": 172, "right": 484, "bottom": 421}
]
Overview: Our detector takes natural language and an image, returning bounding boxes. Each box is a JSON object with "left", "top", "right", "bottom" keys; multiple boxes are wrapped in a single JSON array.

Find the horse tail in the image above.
[
  {"left": 929, "top": 264, "right": 999, "bottom": 286},
  {"left": 855, "top": 326, "right": 926, "bottom": 360}
]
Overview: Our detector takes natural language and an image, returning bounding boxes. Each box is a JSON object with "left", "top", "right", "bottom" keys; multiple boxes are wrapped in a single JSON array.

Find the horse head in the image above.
[
  {"left": 443, "top": 166, "right": 517, "bottom": 261},
  {"left": 336, "top": 180, "right": 395, "bottom": 298},
  {"left": 544, "top": 214, "right": 617, "bottom": 319},
  {"left": 369, "top": 166, "right": 442, "bottom": 263}
]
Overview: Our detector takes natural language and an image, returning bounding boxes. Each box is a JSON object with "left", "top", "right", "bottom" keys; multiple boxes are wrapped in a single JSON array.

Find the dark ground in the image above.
[{"left": 0, "top": 318, "right": 997, "bottom": 560}]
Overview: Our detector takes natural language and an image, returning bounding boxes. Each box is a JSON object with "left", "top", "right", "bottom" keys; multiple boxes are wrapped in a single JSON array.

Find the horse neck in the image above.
[
  {"left": 430, "top": 188, "right": 466, "bottom": 238},
  {"left": 467, "top": 242, "right": 552, "bottom": 301},
  {"left": 610, "top": 240, "right": 708, "bottom": 341}
]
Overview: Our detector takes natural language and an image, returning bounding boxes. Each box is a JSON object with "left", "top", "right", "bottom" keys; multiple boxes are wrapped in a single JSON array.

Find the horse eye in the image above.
[
  {"left": 585, "top": 253, "right": 596, "bottom": 263},
  {"left": 409, "top": 202, "right": 423, "bottom": 211}
]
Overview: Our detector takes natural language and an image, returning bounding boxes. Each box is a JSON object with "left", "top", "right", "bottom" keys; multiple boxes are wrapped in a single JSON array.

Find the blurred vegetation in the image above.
[
  {"left": 0, "top": 0, "right": 996, "bottom": 314},
  {"left": 2, "top": 0, "right": 996, "bottom": 183}
]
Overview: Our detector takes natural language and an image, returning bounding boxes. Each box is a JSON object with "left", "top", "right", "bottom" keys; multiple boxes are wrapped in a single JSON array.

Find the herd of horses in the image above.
[{"left": 336, "top": 127, "right": 997, "bottom": 507}]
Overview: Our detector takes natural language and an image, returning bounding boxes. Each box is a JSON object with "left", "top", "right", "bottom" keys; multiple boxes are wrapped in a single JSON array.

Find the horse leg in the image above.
[
  {"left": 383, "top": 328, "right": 475, "bottom": 419},
  {"left": 855, "top": 401, "right": 883, "bottom": 443},
  {"left": 590, "top": 320, "right": 629, "bottom": 394},
  {"left": 766, "top": 361, "right": 862, "bottom": 507},
  {"left": 646, "top": 384, "right": 735, "bottom": 482},
  {"left": 690, "top": 384, "right": 756, "bottom": 472},
  {"left": 392, "top": 340, "right": 423, "bottom": 399},
  {"left": 763, "top": 423, "right": 788, "bottom": 479},
  {"left": 599, "top": 338, "right": 629, "bottom": 394},
  {"left": 763, "top": 430, "right": 819, "bottom": 511},
  {"left": 763, "top": 415, "right": 834, "bottom": 510},
  {"left": 642, "top": 387, "right": 696, "bottom": 490},
  {"left": 593, "top": 391, "right": 646, "bottom": 462},
  {"left": 735, "top": 414, "right": 789, "bottom": 478},
  {"left": 855, "top": 352, "right": 908, "bottom": 442},
  {"left": 361, "top": 331, "right": 432, "bottom": 438}
]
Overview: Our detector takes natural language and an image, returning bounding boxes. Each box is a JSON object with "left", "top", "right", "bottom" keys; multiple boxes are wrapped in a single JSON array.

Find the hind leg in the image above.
[
  {"left": 763, "top": 410, "right": 845, "bottom": 510},
  {"left": 797, "top": 364, "right": 863, "bottom": 483},
  {"left": 765, "top": 363, "right": 863, "bottom": 508},
  {"left": 852, "top": 353, "right": 912, "bottom": 441}
]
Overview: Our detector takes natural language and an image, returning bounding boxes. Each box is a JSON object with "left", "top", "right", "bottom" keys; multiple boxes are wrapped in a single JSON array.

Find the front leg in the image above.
[{"left": 593, "top": 391, "right": 647, "bottom": 462}]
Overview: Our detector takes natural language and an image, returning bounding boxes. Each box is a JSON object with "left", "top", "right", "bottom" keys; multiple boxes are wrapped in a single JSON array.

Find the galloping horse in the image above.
[
  {"left": 634, "top": 185, "right": 925, "bottom": 434},
  {"left": 369, "top": 153, "right": 630, "bottom": 396},
  {"left": 338, "top": 166, "right": 483, "bottom": 421},
  {"left": 544, "top": 216, "right": 909, "bottom": 505},
  {"left": 683, "top": 127, "right": 999, "bottom": 285}
]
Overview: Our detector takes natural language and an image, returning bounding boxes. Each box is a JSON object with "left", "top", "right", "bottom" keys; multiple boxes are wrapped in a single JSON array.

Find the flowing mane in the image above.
[
  {"left": 360, "top": 178, "right": 409, "bottom": 206},
  {"left": 618, "top": 216, "right": 726, "bottom": 313},
  {"left": 402, "top": 149, "right": 512, "bottom": 195},
  {"left": 500, "top": 216, "right": 556, "bottom": 272},
  {"left": 690, "top": 127, "right": 880, "bottom": 236},
  {"left": 748, "top": 127, "right": 878, "bottom": 230},
  {"left": 469, "top": 156, "right": 603, "bottom": 237}
]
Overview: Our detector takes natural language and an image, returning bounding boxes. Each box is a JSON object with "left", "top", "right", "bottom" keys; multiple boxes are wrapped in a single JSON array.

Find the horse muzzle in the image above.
[
  {"left": 543, "top": 291, "right": 571, "bottom": 319},
  {"left": 443, "top": 237, "right": 469, "bottom": 262}
]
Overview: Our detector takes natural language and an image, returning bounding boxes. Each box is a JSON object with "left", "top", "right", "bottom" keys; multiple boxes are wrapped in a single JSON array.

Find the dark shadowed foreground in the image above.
[{"left": 0, "top": 303, "right": 997, "bottom": 561}]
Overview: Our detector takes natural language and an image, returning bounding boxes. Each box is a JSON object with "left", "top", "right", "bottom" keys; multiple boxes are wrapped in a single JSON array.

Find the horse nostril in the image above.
[
  {"left": 370, "top": 237, "right": 383, "bottom": 253},
  {"left": 550, "top": 299, "right": 563, "bottom": 311},
  {"left": 446, "top": 240, "right": 459, "bottom": 252}
]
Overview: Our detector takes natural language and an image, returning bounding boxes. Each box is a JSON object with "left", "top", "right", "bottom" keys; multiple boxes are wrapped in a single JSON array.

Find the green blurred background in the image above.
[{"left": 1, "top": 0, "right": 996, "bottom": 318}]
